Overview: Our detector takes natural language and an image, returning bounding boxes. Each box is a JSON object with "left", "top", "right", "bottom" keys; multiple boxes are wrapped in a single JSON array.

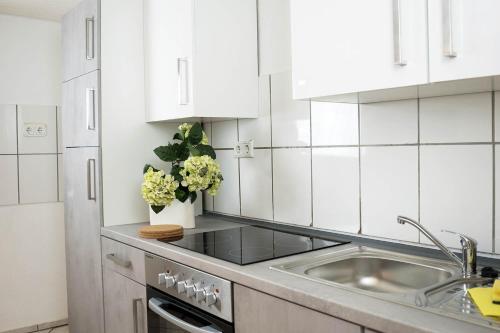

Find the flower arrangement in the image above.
[{"left": 142, "top": 122, "right": 223, "bottom": 214}]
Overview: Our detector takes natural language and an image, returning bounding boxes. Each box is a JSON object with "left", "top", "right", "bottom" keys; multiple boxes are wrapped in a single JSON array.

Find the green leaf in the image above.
[
  {"left": 187, "top": 123, "right": 203, "bottom": 145},
  {"left": 154, "top": 144, "right": 178, "bottom": 162},
  {"left": 175, "top": 187, "right": 189, "bottom": 203},
  {"left": 170, "top": 165, "right": 183, "bottom": 182},
  {"left": 189, "top": 191, "right": 197, "bottom": 204},
  {"left": 187, "top": 143, "right": 200, "bottom": 156},
  {"left": 177, "top": 142, "right": 190, "bottom": 161},
  {"left": 173, "top": 132, "right": 184, "bottom": 141},
  {"left": 143, "top": 164, "right": 159, "bottom": 174},
  {"left": 196, "top": 144, "right": 216, "bottom": 159},
  {"left": 151, "top": 205, "right": 165, "bottom": 214}
]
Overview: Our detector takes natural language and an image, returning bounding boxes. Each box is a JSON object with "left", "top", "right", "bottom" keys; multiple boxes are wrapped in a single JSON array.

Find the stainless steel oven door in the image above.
[{"left": 147, "top": 287, "right": 234, "bottom": 333}]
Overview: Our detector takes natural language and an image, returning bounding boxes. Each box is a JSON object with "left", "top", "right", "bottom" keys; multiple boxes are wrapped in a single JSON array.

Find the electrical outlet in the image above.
[
  {"left": 23, "top": 123, "right": 47, "bottom": 137},
  {"left": 233, "top": 140, "right": 254, "bottom": 158}
]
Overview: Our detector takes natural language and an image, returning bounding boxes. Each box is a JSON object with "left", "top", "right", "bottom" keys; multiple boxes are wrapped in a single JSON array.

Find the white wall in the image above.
[{"left": 0, "top": 14, "right": 66, "bottom": 332}]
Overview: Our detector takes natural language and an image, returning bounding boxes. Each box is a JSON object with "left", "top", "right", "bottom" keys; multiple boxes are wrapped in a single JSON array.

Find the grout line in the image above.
[
  {"left": 255, "top": 0, "right": 261, "bottom": 76},
  {"left": 269, "top": 75, "right": 275, "bottom": 221},
  {"left": 357, "top": 103, "right": 362, "bottom": 234},
  {"left": 236, "top": 119, "right": 242, "bottom": 216},
  {"left": 15, "top": 105, "right": 20, "bottom": 205},
  {"left": 211, "top": 122, "right": 214, "bottom": 211},
  {"left": 417, "top": 98, "right": 422, "bottom": 244},
  {"left": 309, "top": 99, "right": 313, "bottom": 227}
]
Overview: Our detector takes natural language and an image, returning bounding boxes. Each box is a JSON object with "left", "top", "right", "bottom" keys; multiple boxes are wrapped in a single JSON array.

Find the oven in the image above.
[{"left": 145, "top": 254, "right": 234, "bottom": 333}]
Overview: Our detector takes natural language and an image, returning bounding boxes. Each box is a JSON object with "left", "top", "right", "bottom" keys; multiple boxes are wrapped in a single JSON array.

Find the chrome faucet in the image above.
[{"left": 397, "top": 216, "right": 477, "bottom": 277}]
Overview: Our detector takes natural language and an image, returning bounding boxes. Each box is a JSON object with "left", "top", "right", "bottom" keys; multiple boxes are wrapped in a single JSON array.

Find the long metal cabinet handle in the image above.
[
  {"left": 177, "top": 57, "right": 189, "bottom": 105},
  {"left": 442, "top": 0, "right": 457, "bottom": 57},
  {"left": 87, "top": 158, "right": 96, "bottom": 201},
  {"left": 105, "top": 253, "right": 132, "bottom": 268},
  {"left": 86, "top": 88, "right": 96, "bottom": 130},
  {"left": 132, "top": 298, "right": 143, "bottom": 333},
  {"left": 85, "top": 17, "right": 95, "bottom": 60},
  {"left": 392, "top": 0, "right": 406, "bottom": 66}
]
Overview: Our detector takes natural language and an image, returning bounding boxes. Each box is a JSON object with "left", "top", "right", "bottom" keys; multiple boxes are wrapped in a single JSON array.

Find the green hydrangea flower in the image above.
[
  {"left": 179, "top": 155, "right": 223, "bottom": 194},
  {"left": 141, "top": 167, "right": 179, "bottom": 207},
  {"left": 178, "top": 123, "right": 209, "bottom": 144}
]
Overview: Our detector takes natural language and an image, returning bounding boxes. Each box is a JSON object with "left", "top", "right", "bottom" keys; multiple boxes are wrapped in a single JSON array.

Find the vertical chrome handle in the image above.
[
  {"left": 85, "top": 17, "right": 95, "bottom": 60},
  {"left": 392, "top": 0, "right": 406, "bottom": 66},
  {"left": 133, "top": 298, "right": 143, "bottom": 333},
  {"left": 177, "top": 57, "right": 189, "bottom": 105},
  {"left": 442, "top": 0, "right": 457, "bottom": 57},
  {"left": 87, "top": 159, "right": 96, "bottom": 201},
  {"left": 86, "top": 88, "right": 96, "bottom": 130}
]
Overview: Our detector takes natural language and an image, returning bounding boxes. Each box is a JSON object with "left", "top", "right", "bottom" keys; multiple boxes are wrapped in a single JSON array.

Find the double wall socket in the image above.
[
  {"left": 23, "top": 123, "right": 47, "bottom": 137},
  {"left": 234, "top": 140, "right": 254, "bottom": 158}
]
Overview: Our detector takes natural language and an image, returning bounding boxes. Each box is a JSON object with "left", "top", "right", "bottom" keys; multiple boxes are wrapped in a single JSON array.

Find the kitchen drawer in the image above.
[{"left": 101, "top": 237, "right": 145, "bottom": 285}]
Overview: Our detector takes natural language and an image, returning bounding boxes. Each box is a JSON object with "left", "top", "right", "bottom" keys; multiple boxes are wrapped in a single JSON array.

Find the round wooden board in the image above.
[{"left": 139, "top": 224, "right": 183, "bottom": 239}]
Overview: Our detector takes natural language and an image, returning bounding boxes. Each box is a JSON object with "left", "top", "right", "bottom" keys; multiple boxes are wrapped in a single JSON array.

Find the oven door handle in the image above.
[{"left": 148, "top": 298, "right": 222, "bottom": 333}]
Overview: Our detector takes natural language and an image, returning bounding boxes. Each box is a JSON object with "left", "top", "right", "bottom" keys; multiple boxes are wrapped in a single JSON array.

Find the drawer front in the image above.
[{"left": 101, "top": 237, "right": 145, "bottom": 285}]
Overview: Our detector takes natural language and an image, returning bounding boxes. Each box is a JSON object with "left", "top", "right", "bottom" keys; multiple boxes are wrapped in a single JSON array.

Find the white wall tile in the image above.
[
  {"left": 495, "top": 91, "right": 500, "bottom": 142},
  {"left": 17, "top": 105, "right": 57, "bottom": 154},
  {"left": 258, "top": 0, "right": 291, "bottom": 75},
  {"left": 271, "top": 72, "right": 310, "bottom": 147},
  {"left": 239, "top": 75, "right": 272, "bottom": 147},
  {"left": 240, "top": 149, "right": 273, "bottom": 220},
  {"left": 420, "top": 93, "right": 492, "bottom": 143},
  {"left": 57, "top": 154, "right": 63, "bottom": 202},
  {"left": 420, "top": 145, "right": 492, "bottom": 252},
  {"left": 312, "top": 147, "right": 359, "bottom": 233},
  {"left": 0, "top": 105, "right": 17, "bottom": 154},
  {"left": 212, "top": 120, "right": 238, "bottom": 149},
  {"left": 213, "top": 150, "right": 240, "bottom": 215},
  {"left": 495, "top": 145, "right": 500, "bottom": 253},
  {"left": 19, "top": 155, "right": 58, "bottom": 204},
  {"left": 57, "top": 106, "right": 63, "bottom": 153},
  {"left": 361, "top": 146, "right": 419, "bottom": 242},
  {"left": 273, "top": 148, "right": 311, "bottom": 226},
  {"left": 311, "top": 102, "right": 358, "bottom": 146},
  {"left": 360, "top": 99, "right": 418, "bottom": 145},
  {"left": 0, "top": 155, "right": 18, "bottom": 205},
  {"left": 202, "top": 122, "right": 212, "bottom": 145},
  {"left": 203, "top": 190, "right": 214, "bottom": 212}
]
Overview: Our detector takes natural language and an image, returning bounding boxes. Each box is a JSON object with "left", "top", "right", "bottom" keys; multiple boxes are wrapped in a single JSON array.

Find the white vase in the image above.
[{"left": 149, "top": 200, "right": 195, "bottom": 229}]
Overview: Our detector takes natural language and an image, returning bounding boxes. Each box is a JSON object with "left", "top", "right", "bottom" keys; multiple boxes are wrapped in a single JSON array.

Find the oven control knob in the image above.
[
  {"left": 186, "top": 283, "right": 196, "bottom": 298},
  {"left": 158, "top": 273, "right": 167, "bottom": 285},
  {"left": 205, "top": 291, "right": 217, "bottom": 306},
  {"left": 177, "top": 280, "right": 187, "bottom": 294},
  {"left": 165, "top": 275, "right": 176, "bottom": 288},
  {"left": 195, "top": 287, "right": 206, "bottom": 302}
]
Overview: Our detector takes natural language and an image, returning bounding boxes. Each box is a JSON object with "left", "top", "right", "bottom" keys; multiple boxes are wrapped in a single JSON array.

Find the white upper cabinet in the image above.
[
  {"left": 290, "top": 0, "right": 428, "bottom": 99},
  {"left": 144, "top": 0, "right": 259, "bottom": 122},
  {"left": 62, "top": 0, "right": 100, "bottom": 82},
  {"left": 428, "top": 0, "right": 500, "bottom": 83}
]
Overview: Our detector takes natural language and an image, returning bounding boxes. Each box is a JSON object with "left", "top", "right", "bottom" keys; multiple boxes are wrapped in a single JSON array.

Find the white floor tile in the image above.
[
  {"left": 361, "top": 146, "right": 419, "bottom": 242},
  {"left": 360, "top": 99, "right": 418, "bottom": 145},
  {"left": 213, "top": 150, "right": 240, "bottom": 215},
  {"left": 19, "top": 154, "right": 58, "bottom": 204},
  {"left": 311, "top": 102, "right": 358, "bottom": 146},
  {"left": 421, "top": 145, "right": 493, "bottom": 252},
  {"left": 240, "top": 149, "right": 273, "bottom": 221},
  {"left": 271, "top": 71, "right": 310, "bottom": 147},
  {"left": 312, "top": 147, "right": 359, "bottom": 233},
  {"left": 273, "top": 148, "right": 311, "bottom": 226}
]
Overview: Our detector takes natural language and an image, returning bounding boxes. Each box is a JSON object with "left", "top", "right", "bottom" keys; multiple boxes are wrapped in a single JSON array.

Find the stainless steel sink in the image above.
[
  {"left": 304, "top": 256, "right": 453, "bottom": 293},
  {"left": 271, "top": 245, "right": 461, "bottom": 296}
]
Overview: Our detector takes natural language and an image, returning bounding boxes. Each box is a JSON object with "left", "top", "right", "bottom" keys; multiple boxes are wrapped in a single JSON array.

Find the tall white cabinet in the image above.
[
  {"left": 290, "top": 0, "right": 428, "bottom": 99},
  {"left": 144, "top": 0, "right": 259, "bottom": 121}
]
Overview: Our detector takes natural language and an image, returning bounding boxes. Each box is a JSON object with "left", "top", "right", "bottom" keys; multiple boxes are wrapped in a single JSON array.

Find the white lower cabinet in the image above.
[
  {"left": 234, "top": 284, "right": 362, "bottom": 333},
  {"left": 103, "top": 268, "right": 147, "bottom": 333}
]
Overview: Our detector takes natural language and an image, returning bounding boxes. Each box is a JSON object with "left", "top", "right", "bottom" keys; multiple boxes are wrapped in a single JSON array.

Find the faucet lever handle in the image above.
[{"left": 441, "top": 229, "right": 477, "bottom": 248}]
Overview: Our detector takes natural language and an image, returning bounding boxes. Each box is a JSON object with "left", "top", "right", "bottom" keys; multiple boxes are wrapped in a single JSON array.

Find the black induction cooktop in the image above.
[{"left": 160, "top": 225, "right": 349, "bottom": 265}]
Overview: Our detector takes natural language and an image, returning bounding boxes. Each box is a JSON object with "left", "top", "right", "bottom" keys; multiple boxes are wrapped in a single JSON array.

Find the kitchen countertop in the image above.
[{"left": 101, "top": 215, "right": 499, "bottom": 333}]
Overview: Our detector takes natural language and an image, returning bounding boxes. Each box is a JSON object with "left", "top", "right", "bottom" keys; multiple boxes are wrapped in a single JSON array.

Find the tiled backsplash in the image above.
[
  {"left": 203, "top": 72, "right": 500, "bottom": 254},
  {"left": 0, "top": 105, "right": 63, "bottom": 206}
]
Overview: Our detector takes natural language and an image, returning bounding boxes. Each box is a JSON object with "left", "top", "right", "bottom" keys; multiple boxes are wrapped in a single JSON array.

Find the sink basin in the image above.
[
  {"left": 271, "top": 246, "right": 460, "bottom": 295},
  {"left": 304, "top": 256, "right": 453, "bottom": 293}
]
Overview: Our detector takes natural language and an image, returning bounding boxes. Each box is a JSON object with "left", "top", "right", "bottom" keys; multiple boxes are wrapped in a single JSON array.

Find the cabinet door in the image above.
[
  {"left": 144, "top": 0, "right": 193, "bottom": 121},
  {"left": 103, "top": 268, "right": 147, "bottom": 333},
  {"left": 290, "top": 0, "right": 428, "bottom": 99},
  {"left": 64, "top": 147, "right": 104, "bottom": 333},
  {"left": 428, "top": 0, "right": 500, "bottom": 82},
  {"left": 62, "top": 0, "right": 100, "bottom": 81},
  {"left": 62, "top": 70, "right": 100, "bottom": 148},
  {"left": 234, "top": 285, "right": 362, "bottom": 333}
]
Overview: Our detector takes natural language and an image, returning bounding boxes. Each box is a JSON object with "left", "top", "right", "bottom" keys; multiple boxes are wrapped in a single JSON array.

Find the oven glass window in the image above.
[{"left": 149, "top": 302, "right": 215, "bottom": 333}]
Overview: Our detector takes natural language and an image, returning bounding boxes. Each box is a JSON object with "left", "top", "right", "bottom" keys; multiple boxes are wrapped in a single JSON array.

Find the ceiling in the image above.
[{"left": 0, "top": 0, "right": 81, "bottom": 21}]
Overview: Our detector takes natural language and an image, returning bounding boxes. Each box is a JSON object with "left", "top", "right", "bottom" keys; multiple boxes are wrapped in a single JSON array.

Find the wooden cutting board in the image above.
[{"left": 138, "top": 224, "right": 183, "bottom": 239}]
